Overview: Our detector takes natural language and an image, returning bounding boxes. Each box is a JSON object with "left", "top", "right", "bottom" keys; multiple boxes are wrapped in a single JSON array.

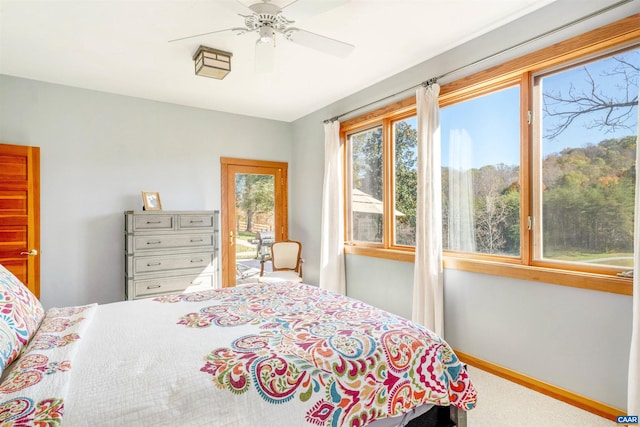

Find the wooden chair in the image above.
[{"left": 258, "top": 240, "right": 303, "bottom": 283}]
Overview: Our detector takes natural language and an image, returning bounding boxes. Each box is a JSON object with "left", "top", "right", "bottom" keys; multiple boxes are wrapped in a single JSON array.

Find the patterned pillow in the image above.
[{"left": 0, "top": 264, "right": 45, "bottom": 375}]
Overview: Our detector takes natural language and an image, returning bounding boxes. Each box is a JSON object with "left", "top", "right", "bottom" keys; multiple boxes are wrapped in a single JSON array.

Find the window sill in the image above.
[{"left": 343, "top": 245, "right": 632, "bottom": 296}]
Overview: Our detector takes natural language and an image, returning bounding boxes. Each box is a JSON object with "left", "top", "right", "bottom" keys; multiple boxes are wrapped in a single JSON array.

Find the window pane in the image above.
[
  {"left": 394, "top": 117, "right": 417, "bottom": 246},
  {"left": 441, "top": 86, "right": 521, "bottom": 256},
  {"left": 538, "top": 48, "right": 638, "bottom": 269},
  {"left": 349, "top": 126, "right": 383, "bottom": 243},
  {"left": 235, "top": 173, "right": 275, "bottom": 281}
]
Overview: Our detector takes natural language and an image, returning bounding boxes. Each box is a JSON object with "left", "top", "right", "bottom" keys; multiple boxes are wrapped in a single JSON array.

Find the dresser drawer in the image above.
[
  {"left": 132, "top": 252, "right": 214, "bottom": 274},
  {"left": 133, "top": 274, "right": 214, "bottom": 298},
  {"left": 131, "top": 233, "right": 214, "bottom": 252},
  {"left": 133, "top": 214, "right": 174, "bottom": 231},
  {"left": 179, "top": 214, "right": 215, "bottom": 229}
]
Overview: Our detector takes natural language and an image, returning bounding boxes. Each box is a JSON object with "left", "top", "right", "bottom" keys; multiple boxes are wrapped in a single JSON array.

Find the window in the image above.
[
  {"left": 342, "top": 16, "right": 638, "bottom": 294},
  {"left": 345, "top": 111, "right": 420, "bottom": 251},
  {"left": 532, "top": 48, "right": 638, "bottom": 274},
  {"left": 347, "top": 126, "right": 383, "bottom": 244},
  {"left": 441, "top": 86, "right": 521, "bottom": 257}
]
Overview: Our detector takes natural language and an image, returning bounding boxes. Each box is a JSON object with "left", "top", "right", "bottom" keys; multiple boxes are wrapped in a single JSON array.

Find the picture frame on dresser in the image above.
[{"left": 142, "top": 191, "right": 162, "bottom": 211}]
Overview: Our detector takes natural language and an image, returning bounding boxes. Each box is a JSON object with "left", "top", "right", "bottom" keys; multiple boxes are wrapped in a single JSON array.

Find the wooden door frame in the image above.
[{"left": 220, "top": 157, "right": 288, "bottom": 287}]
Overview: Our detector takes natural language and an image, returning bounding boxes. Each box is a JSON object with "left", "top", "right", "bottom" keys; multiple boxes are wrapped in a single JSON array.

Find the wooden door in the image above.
[
  {"left": 221, "top": 158, "right": 288, "bottom": 287},
  {"left": 0, "top": 143, "right": 40, "bottom": 297}
]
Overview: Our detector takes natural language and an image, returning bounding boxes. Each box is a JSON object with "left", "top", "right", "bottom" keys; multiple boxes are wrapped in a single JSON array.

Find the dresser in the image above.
[{"left": 124, "top": 210, "right": 219, "bottom": 300}]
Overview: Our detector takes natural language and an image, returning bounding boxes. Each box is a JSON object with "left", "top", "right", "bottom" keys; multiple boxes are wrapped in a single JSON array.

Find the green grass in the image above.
[
  {"left": 237, "top": 230, "right": 256, "bottom": 240},
  {"left": 546, "top": 251, "right": 633, "bottom": 267},
  {"left": 235, "top": 230, "right": 258, "bottom": 259}
]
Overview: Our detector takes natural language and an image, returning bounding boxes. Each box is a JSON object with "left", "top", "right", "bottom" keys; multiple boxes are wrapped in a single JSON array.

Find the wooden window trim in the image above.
[
  {"left": 341, "top": 15, "right": 639, "bottom": 129},
  {"left": 344, "top": 245, "right": 632, "bottom": 295},
  {"left": 341, "top": 14, "right": 639, "bottom": 296}
]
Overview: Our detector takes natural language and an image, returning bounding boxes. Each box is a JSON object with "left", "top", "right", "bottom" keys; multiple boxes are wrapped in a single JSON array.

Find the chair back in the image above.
[{"left": 270, "top": 241, "right": 302, "bottom": 272}]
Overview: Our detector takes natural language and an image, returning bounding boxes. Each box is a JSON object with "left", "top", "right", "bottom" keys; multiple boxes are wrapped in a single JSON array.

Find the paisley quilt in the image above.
[{"left": 2, "top": 282, "right": 476, "bottom": 427}]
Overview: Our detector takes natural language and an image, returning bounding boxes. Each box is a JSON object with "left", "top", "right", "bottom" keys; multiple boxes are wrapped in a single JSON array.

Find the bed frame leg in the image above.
[{"left": 450, "top": 406, "right": 467, "bottom": 427}]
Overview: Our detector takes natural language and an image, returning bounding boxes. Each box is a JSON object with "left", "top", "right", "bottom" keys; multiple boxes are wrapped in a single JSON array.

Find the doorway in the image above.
[
  {"left": 0, "top": 143, "right": 40, "bottom": 297},
  {"left": 220, "top": 158, "right": 288, "bottom": 287}
]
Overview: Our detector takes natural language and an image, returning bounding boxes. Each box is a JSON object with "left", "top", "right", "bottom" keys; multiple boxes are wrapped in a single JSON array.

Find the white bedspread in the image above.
[{"left": 1, "top": 283, "right": 476, "bottom": 426}]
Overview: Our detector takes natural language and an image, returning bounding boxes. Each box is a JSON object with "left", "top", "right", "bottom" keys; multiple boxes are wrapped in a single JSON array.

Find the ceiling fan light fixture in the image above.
[
  {"left": 258, "top": 25, "right": 274, "bottom": 44},
  {"left": 193, "top": 46, "right": 233, "bottom": 80}
]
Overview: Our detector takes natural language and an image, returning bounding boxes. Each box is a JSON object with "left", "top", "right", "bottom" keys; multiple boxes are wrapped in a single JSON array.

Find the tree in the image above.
[
  {"left": 541, "top": 136, "right": 636, "bottom": 256},
  {"left": 394, "top": 121, "right": 418, "bottom": 245},
  {"left": 543, "top": 51, "right": 639, "bottom": 140},
  {"left": 472, "top": 164, "right": 519, "bottom": 254},
  {"left": 236, "top": 174, "right": 274, "bottom": 232},
  {"left": 351, "top": 127, "right": 383, "bottom": 199}
]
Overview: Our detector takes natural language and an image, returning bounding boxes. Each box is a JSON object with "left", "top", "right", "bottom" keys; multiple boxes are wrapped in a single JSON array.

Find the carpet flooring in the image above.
[{"left": 465, "top": 366, "right": 618, "bottom": 427}]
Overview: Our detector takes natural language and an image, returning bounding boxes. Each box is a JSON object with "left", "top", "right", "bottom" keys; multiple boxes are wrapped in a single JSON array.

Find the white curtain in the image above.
[
  {"left": 412, "top": 83, "right": 444, "bottom": 336},
  {"left": 448, "top": 129, "right": 476, "bottom": 252},
  {"left": 628, "top": 103, "right": 640, "bottom": 415},
  {"left": 319, "top": 120, "right": 346, "bottom": 295}
]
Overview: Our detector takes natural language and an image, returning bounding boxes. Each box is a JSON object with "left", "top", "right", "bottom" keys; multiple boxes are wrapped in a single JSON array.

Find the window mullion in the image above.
[
  {"left": 341, "top": 129, "right": 351, "bottom": 243},
  {"left": 520, "top": 72, "right": 533, "bottom": 266},
  {"left": 530, "top": 72, "right": 544, "bottom": 265},
  {"left": 383, "top": 117, "right": 394, "bottom": 249}
]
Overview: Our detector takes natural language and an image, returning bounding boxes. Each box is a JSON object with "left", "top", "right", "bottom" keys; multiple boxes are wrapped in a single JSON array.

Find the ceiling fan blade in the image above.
[
  {"left": 281, "top": 0, "right": 349, "bottom": 21},
  {"left": 255, "top": 41, "right": 274, "bottom": 73},
  {"left": 286, "top": 28, "right": 354, "bottom": 58},
  {"left": 216, "top": 0, "right": 255, "bottom": 16},
  {"left": 168, "top": 27, "right": 245, "bottom": 43}
]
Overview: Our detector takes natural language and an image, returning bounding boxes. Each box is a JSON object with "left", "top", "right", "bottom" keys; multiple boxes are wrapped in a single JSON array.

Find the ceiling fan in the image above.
[{"left": 170, "top": 0, "right": 354, "bottom": 72}]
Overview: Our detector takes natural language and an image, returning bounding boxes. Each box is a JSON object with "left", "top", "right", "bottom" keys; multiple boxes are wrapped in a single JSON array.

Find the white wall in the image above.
[
  {"left": 0, "top": 75, "right": 292, "bottom": 308},
  {"left": 290, "top": 0, "right": 638, "bottom": 411},
  {"left": 445, "top": 269, "right": 632, "bottom": 409}
]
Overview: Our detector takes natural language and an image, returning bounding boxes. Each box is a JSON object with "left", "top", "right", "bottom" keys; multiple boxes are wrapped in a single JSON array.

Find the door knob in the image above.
[{"left": 20, "top": 249, "right": 38, "bottom": 256}]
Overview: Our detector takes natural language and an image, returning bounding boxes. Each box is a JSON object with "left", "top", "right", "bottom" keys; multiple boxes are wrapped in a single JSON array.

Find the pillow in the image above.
[
  {"left": 0, "top": 264, "right": 45, "bottom": 375},
  {"left": 1, "top": 290, "right": 23, "bottom": 375}
]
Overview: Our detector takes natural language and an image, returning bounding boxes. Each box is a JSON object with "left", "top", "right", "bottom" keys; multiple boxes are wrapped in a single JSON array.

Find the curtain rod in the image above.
[{"left": 323, "top": 0, "right": 633, "bottom": 124}]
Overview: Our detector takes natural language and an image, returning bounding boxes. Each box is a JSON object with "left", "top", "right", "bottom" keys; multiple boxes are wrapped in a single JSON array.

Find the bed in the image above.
[{"left": 0, "top": 264, "right": 477, "bottom": 426}]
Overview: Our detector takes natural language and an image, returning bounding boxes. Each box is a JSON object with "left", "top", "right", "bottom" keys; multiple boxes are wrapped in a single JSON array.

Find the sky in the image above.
[
  {"left": 441, "top": 86, "right": 520, "bottom": 169},
  {"left": 440, "top": 48, "right": 639, "bottom": 169}
]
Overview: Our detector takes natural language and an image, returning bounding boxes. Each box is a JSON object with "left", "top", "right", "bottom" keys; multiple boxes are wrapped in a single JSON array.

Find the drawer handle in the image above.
[
  {"left": 147, "top": 241, "right": 162, "bottom": 245},
  {"left": 191, "top": 281, "right": 201, "bottom": 286},
  {"left": 190, "top": 239, "right": 203, "bottom": 243},
  {"left": 146, "top": 220, "right": 162, "bottom": 224},
  {"left": 147, "top": 262, "right": 162, "bottom": 266},
  {"left": 147, "top": 284, "right": 161, "bottom": 289},
  {"left": 191, "top": 259, "right": 204, "bottom": 263},
  {"left": 190, "top": 220, "right": 204, "bottom": 223}
]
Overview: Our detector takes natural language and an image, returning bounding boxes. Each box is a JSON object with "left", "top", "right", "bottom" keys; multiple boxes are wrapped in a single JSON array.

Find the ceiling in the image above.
[{"left": 0, "top": 0, "right": 556, "bottom": 122}]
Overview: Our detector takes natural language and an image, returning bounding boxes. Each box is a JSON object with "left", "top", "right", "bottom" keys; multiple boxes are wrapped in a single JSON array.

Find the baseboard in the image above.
[{"left": 454, "top": 349, "right": 624, "bottom": 422}]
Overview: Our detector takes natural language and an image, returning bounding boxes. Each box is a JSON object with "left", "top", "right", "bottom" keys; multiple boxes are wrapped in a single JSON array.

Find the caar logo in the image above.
[{"left": 617, "top": 415, "right": 639, "bottom": 424}]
